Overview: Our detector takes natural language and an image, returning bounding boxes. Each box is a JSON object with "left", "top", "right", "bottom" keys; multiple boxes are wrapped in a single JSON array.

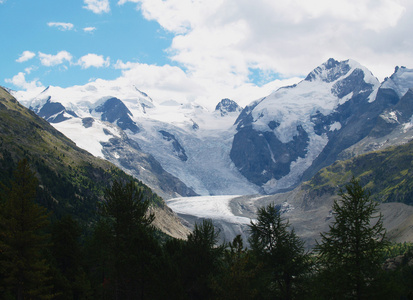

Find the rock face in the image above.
[
  {"left": 158, "top": 130, "right": 188, "bottom": 162},
  {"left": 231, "top": 125, "right": 309, "bottom": 186},
  {"left": 20, "top": 85, "right": 198, "bottom": 199},
  {"left": 230, "top": 59, "right": 413, "bottom": 193},
  {"left": 215, "top": 98, "right": 242, "bottom": 116},
  {"left": 94, "top": 97, "right": 139, "bottom": 133},
  {"left": 35, "top": 97, "right": 77, "bottom": 123},
  {"left": 100, "top": 132, "right": 197, "bottom": 200},
  {"left": 338, "top": 68, "right": 413, "bottom": 159}
]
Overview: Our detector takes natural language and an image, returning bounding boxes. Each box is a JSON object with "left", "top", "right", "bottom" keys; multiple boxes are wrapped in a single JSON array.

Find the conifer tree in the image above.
[
  {"left": 51, "top": 215, "right": 91, "bottom": 299},
  {"left": 212, "top": 235, "right": 257, "bottom": 300},
  {"left": 249, "top": 203, "right": 310, "bottom": 300},
  {"left": 98, "top": 179, "right": 160, "bottom": 300},
  {"left": 315, "top": 177, "right": 388, "bottom": 299},
  {"left": 183, "top": 219, "right": 224, "bottom": 300},
  {"left": 0, "top": 159, "right": 52, "bottom": 299}
]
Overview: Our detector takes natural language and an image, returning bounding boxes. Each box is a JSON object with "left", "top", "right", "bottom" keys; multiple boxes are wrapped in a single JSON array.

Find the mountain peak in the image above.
[
  {"left": 382, "top": 66, "right": 413, "bottom": 98},
  {"left": 215, "top": 98, "right": 242, "bottom": 116},
  {"left": 305, "top": 58, "right": 353, "bottom": 83}
]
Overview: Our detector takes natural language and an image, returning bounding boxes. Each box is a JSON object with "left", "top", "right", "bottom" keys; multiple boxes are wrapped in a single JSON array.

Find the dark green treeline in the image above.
[{"left": 1, "top": 161, "right": 413, "bottom": 299}]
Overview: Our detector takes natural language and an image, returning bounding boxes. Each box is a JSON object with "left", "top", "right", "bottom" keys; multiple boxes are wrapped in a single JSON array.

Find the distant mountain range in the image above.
[{"left": 14, "top": 58, "right": 413, "bottom": 199}]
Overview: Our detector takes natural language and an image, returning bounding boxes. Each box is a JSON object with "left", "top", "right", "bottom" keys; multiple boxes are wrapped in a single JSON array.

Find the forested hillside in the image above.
[{"left": 1, "top": 167, "right": 412, "bottom": 299}]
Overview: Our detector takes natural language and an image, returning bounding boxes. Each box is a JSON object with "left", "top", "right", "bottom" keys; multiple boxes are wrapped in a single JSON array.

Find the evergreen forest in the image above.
[{"left": 0, "top": 160, "right": 413, "bottom": 300}]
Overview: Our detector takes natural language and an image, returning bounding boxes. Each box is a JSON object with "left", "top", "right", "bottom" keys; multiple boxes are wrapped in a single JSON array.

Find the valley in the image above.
[
  {"left": 7, "top": 58, "right": 413, "bottom": 247},
  {"left": 2, "top": 1, "right": 413, "bottom": 296},
  {"left": 167, "top": 189, "right": 413, "bottom": 249}
]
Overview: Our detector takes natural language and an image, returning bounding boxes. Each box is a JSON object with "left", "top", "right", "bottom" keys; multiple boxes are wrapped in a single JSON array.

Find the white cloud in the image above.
[
  {"left": 138, "top": 0, "right": 223, "bottom": 34},
  {"left": 83, "top": 26, "right": 97, "bottom": 33},
  {"left": 77, "top": 54, "right": 110, "bottom": 69},
  {"left": 112, "top": 60, "right": 300, "bottom": 109},
  {"left": 5, "top": 72, "right": 43, "bottom": 91},
  {"left": 13, "top": 0, "right": 413, "bottom": 111},
  {"left": 118, "top": 0, "right": 139, "bottom": 5},
  {"left": 114, "top": 59, "right": 138, "bottom": 70},
  {"left": 16, "top": 51, "right": 36, "bottom": 63},
  {"left": 83, "top": 0, "right": 110, "bottom": 14},
  {"left": 38, "top": 51, "right": 73, "bottom": 67},
  {"left": 47, "top": 22, "right": 74, "bottom": 31},
  {"left": 133, "top": 0, "right": 412, "bottom": 84},
  {"left": 24, "top": 66, "right": 37, "bottom": 74},
  {"left": 105, "top": 0, "right": 413, "bottom": 110}
]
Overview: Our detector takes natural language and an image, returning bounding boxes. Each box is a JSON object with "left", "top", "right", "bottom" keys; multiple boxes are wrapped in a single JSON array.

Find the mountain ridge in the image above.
[
  {"left": 0, "top": 87, "right": 190, "bottom": 239},
  {"left": 13, "top": 58, "right": 413, "bottom": 197}
]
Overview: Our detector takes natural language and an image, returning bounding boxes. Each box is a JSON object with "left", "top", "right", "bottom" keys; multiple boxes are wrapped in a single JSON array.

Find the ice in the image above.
[{"left": 166, "top": 195, "right": 252, "bottom": 224}]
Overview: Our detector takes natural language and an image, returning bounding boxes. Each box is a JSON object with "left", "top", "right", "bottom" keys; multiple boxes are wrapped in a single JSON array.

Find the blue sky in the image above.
[
  {"left": 1, "top": 0, "right": 174, "bottom": 87},
  {"left": 1, "top": 0, "right": 413, "bottom": 108}
]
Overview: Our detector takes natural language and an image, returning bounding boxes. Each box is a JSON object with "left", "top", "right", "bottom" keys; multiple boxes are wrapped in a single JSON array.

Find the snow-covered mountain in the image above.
[
  {"left": 339, "top": 66, "right": 413, "bottom": 159},
  {"left": 231, "top": 59, "right": 381, "bottom": 192},
  {"left": 16, "top": 82, "right": 259, "bottom": 198},
  {"left": 231, "top": 59, "right": 413, "bottom": 193},
  {"left": 14, "top": 59, "right": 413, "bottom": 197}
]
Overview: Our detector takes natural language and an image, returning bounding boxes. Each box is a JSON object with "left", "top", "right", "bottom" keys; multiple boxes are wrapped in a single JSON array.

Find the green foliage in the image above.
[
  {"left": 184, "top": 219, "right": 225, "bottom": 300},
  {"left": 315, "top": 177, "right": 389, "bottom": 299},
  {"left": 212, "top": 235, "right": 258, "bottom": 300},
  {"left": 94, "top": 179, "right": 162, "bottom": 299},
  {"left": 84, "top": 219, "right": 113, "bottom": 298},
  {"left": 382, "top": 242, "right": 413, "bottom": 260},
  {"left": 50, "top": 215, "right": 92, "bottom": 299},
  {"left": 0, "top": 159, "right": 53, "bottom": 299},
  {"left": 1, "top": 161, "right": 413, "bottom": 299},
  {"left": 161, "top": 219, "right": 225, "bottom": 299},
  {"left": 249, "top": 203, "right": 311, "bottom": 300}
]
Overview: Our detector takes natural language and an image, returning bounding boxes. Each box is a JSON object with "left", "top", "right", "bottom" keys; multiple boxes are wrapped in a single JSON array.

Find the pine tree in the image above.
[
  {"left": 98, "top": 179, "right": 160, "bottom": 300},
  {"left": 249, "top": 203, "right": 310, "bottom": 300},
  {"left": 50, "top": 215, "right": 92, "bottom": 299},
  {"left": 85, "top": 219, "right": 113, "bottom": 299},
  {"left": 0, "top": 159, "right": 52, "bottom": 299},
  {"left": 212, "top": 235, "right": 257, "bottom": 300},
  {"left": 182, "top": 219, "right": 224, "bottom": 300},
  {"left": 315, "top": 177, "right": 388, "bottom": 299}
]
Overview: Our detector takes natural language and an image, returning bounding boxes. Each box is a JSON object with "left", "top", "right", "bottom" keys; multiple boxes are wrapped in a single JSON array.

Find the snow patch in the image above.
[
  {"left": 381, "top": 111, "right": 399, "bottom": 124},
  {"left": 53, "top": 118, "right": 116, "bottom": 157},
  {"left": 329, "top": 122, "right": 342, "bottom": 131}
]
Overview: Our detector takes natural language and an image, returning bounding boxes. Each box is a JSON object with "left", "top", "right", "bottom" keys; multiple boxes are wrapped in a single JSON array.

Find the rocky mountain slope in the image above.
[
  {"left": 14, "top": 59, "right": 413, "bottom": 197},
  {"left": 255, "top": 137, "right": 413, "bottom": 247},
  {"left": 231, "top": 59, "right": 413, "bottom": 193},
  {"left": 0, "top": 87, "right": 189, "bottom": 239},
  {"left": 19, "top": 85, "right": 197, "bottom": 200}
]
